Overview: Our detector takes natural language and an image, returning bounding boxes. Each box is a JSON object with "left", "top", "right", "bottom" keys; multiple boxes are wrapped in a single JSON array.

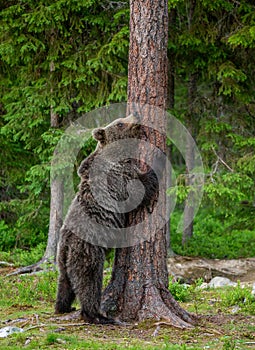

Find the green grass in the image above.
[
  {"left": 0, "top": 270, "right": 255, "bottom": 349},
  {"left": 0, "top": 333, "right": 195, "bottom": 350},
  {"left": 0, "top": 243, "right": 46, "bottom": 267},
  {"left": 0, "top": 271, "right": 57, "bottom": 309}
]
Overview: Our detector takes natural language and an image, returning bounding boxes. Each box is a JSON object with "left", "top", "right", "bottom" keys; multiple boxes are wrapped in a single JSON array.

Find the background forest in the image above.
[{"left": 0, "top": 0, "right": 255, "bottom": 265}]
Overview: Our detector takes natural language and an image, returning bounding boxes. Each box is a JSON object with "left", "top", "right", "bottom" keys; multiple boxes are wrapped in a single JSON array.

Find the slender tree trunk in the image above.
[
  {"left": 182, "top": 73, "right": 198, "bottom": 245},
  {"left": 182, "top": 144, "right": 195, "bottom": 244},
  {"left": 44, "top": 174, "right": 63, "bottom": 261},
  {"left": 102, "top": 0, "right": 194, "bottom": 327},
  {"left": 182, "top": 70, "right": 197, "bottom": 244},
  {"left": 182, "top": 0, "right": 197, "bottom": 245},
  {"left": 43, "top": 61, "right": 64, "bottom": 262}
]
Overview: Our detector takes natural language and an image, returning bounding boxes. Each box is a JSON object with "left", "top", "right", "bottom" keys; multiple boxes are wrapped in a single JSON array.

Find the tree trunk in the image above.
[
  {"left": 182, "top": 1, "right": 197, "bottom": 245},
  {"left": 182, "top": 143, "right": 195, "bottom": 245},
  {"left": 43, "top": 61, "right": 64, "bottom": 262},
  {"left": 102, "top": 0, "right": 195, "bottom": 328},
  {"left": 182, "top": 72, "right": 198, "bottom": 245},
  {"left": 43, "top": 177, "right": 63, "bottom": 261}
]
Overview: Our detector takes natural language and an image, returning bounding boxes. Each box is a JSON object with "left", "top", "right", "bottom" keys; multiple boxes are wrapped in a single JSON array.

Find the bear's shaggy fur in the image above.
[{"left": 55, "top": 114, "right": 160, "bottom": 324}]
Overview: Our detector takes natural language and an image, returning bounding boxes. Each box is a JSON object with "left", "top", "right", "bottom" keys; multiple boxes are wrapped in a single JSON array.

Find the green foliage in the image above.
[
  {"left": 222, "top": 338, "right": 237, "bottom": 350},
  {"left": 0, "top": 220, "right": 14, "bottom": 250},
  {"left": 168, "top": 278, "right": 191, "bottom": 302},
  {"left": 217, "top": 61, "right": 247, "bottom": 96},
  {"left": 221, "top": 282, "right": 255, "bottom": 312},
  {"left": 171, "top": 211, "right": 255, "bottom": 258},
  {"left": 0, "top": 0, "right": 255, "bottom": 259},
  {"left": 168, "top": 0, "right": 255, "bottom": 254},
  {"left": 0, "top": 0, "right": 129, "bottom": 251},
  {"left": 0, "top": 198, "right": 49, "bottom": 250},
  {"left": 0, "top": 243, "right": 46, "bottom": 266}
]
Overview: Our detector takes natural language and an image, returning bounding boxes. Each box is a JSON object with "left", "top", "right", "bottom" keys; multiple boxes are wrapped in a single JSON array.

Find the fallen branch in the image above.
[
  {"left": 0, "top": 261, "right": 14, "bottom": 267},
  {"left": 25, "top": 322, "right": 87, "bottom": 332}
]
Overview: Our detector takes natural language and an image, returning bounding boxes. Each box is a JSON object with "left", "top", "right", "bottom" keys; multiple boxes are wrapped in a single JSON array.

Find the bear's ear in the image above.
[{"left": 92, "top": 128, "right": 105, "bottom": 142}]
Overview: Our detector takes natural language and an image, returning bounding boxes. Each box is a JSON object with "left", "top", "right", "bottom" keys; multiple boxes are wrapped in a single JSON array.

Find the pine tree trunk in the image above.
[
  {"left": 43, "top": 60, "right": 64, "bottom": 262},
  {"left": 182, "top": 141, "right": 195, "bottom": 244},
  {"left": 182, "top": 72, "right": 197, "bottom": 245},
  {"left": 44, "top": 177, "right": 63, "bottom": 261},
  {"left": 102, "top": 0, "right": 195, "bottom": 327},
  {"left": 182, "top": 1, "right": 197, "bottom": 245}
]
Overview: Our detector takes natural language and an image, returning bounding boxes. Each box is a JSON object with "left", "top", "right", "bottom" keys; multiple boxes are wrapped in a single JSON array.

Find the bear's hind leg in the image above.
[
  {"left": 79, "top": 276, "right": 116, "bottom": 324},
  {"left": 79, "top": 271, "right": 118, "bottom": 324},
  {"left": 71, "top": 248, "right": 115, "bottom": 324},
  {"left": 55, "top": 229, "right": 76, "bottom": 314},
  {"left": 55, "top": 252, "right": 75, "bottom": 314},
  {"left": 78, "top": 265, "right": 104, "bottom": 323},
  {"left": 55, "top": 272, "right": 76, "bottom": 314}
]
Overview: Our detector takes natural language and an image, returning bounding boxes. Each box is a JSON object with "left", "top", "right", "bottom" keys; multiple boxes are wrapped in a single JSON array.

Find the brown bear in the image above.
[{"left": 54, "top": 114, "right": 161, "bottom": 324}]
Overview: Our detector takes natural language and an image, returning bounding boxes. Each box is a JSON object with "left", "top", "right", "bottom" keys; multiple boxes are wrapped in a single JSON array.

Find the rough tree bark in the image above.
[{"left": 102, "top": 0, "right": 195, "bottom": 327}]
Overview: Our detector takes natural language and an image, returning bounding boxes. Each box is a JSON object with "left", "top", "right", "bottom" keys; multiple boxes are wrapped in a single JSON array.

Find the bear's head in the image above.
[{"left": 92, "top": 114, "right": 143, "bottom": 146}]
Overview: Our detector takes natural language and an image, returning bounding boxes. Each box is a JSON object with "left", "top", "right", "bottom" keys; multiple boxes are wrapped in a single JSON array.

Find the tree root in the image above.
[
  {"left": 137, "top": 284, "right": 195, "bottom": 328},
  {"left": 103, "top": 281, "right": 196, "bottom": 329},
  {"left": 6, "top": 257, "right": 55, "bottom": 277}
]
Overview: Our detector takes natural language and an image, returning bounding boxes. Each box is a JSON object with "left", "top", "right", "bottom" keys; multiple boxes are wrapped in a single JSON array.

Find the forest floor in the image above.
[
  {"left": 167, "top": 256, "right": 255, "bottom": 284},
  {"left": 0, "top": 260, "right": 255, "bottom": 350}
]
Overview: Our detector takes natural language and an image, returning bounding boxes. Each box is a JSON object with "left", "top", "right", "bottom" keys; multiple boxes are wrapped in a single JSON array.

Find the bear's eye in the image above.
[{"left": 117, "top": 122, "right": 125, "bottom": 128}]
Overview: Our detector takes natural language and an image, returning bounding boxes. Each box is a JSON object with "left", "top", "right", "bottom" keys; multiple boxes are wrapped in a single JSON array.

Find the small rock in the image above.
[
  {"left": 231, "top": 305, "right": 240, "bottom": 314},
  {"left": 208, "top": 276, "right": 237, "bottom": 288},
  {"left": 251, "top": 283, "right": 255, "bottom": 297},
  {"left": 0, "top": 326, "right": 24, "bottom": 338},
  {"left": 197, "top": 282, "right": 209, "bottom": 289},
  {"left": 24, "top": 338, "right": 31, "bottom": 345}
]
